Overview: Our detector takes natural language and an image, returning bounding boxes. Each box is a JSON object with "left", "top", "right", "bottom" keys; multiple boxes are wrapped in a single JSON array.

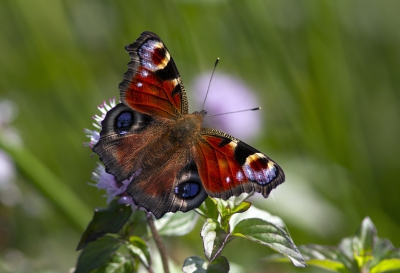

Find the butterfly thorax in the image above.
[{"left": 168, "top": 111, "right": 204, "bottom": 147}]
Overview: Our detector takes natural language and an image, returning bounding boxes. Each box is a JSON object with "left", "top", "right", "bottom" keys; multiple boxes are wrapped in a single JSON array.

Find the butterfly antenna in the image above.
[
  {"left": 207, "top": 107, "right": 261, "bottom": 117},
  {"left": 201, "top": 58, "right": 220, "bottom": 111}
]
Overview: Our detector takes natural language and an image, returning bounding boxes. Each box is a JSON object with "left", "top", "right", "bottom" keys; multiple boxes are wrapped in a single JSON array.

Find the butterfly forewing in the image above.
[{"left": 119, "top": 31, "right": 188, "bottom": 118}]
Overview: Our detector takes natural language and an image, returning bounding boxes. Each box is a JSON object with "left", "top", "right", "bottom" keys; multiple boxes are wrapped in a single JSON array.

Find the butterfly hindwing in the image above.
[
  {"left": 119, "top": 31, "right": 188, "bottom": 118},
  {"left": 125, "top": 149, "right": 208, "bottom": 219},
  {"left": 194, "top": 129, "right": 285, "bottom": 199}
]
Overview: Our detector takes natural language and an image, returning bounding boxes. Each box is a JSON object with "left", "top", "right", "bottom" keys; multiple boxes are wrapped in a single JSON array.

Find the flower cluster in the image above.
[{"left": 84, "top": 98, "right": 135, "bottom": 207}]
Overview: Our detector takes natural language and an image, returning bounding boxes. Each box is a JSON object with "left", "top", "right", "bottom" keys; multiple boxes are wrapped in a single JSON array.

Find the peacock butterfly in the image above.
[{"left": 93, "top": 31, "right": 285, "bottom": 219}]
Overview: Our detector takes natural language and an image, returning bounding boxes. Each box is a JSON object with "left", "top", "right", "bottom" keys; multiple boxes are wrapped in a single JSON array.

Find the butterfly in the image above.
[{"left": 93, "top": 31, "right": 285, "bottom": 219}]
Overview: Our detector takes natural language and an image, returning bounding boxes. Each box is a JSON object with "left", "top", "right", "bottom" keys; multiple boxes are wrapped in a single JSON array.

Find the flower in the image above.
[
  {"left": 90, "top": 163, "right": 135, "bottom": 206},
  {"left": 83, "top": 98, "right": 116, "bottom": 148},
  {"left": 85, "top": 99, "right": 136, "bottom": 207},
  {"left": 192, "top": 72, "right": 262, "bottom": 141}
]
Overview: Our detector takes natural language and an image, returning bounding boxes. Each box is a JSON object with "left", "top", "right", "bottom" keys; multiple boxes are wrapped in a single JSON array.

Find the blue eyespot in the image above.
[
  {"left": 174, "top": 182, "right": 200, "bottom": 199},
  {"left": 115, "top": 111, "right": 133, "bottom": 135}
]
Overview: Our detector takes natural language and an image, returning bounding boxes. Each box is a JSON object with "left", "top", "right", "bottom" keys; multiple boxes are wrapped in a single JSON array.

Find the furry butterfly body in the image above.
[{"left": 93, "top": 31, "right": 285, "bottom": 219}]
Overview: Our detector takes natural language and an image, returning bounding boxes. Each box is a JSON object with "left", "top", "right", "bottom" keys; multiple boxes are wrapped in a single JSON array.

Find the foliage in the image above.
[
  {"left": 268, "top": 217, "right": 400, "bottom": 273},
  {"left": 75, "top": 195, "right": 305, "bottom": 273}
]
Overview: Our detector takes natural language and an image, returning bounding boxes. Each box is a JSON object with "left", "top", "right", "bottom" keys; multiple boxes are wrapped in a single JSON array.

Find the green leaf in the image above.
[
  {"left": 201, "top": 219, "right": 228, "bottom": 261},
  {"left": 338, "top": 237, "right": 354, "bottom": 261},
  {"left": 182, "top": 256, "right": 230, "bottom": 273},
  {"left": 370, "top": 238, "right": 396, "bottom": 268},
  {"left": 182, "top": 256, "right": 207, "bottom": 273},
  {"left": 198, "top": 197, "right": 219, "bottom": 220},
  {"left": 370, "top": 258, "right": 400, "bottom": 273},
  {"left": 154, "top": 210, "right": 198, "bottom": 236},
  {"left": 371, "top": 247, "right": 400, "bottom": 273},
  {"left": 126, "top": 236, "right": 151, "bottom": 268},
  {"left": 298, "top": 244, "right": 355, "bottom": 273},
  {"left": 207, "top": 256, "right": 230, "bottom": 273},
  {"left": 91, "top": 253, "right": 134, "bottom": 273},
  {"left": 232, "top": 218, "right": 305, "bottom": 267},
  {"left": 353, "top": 217, "right": 376, "bottom": 269},
  {"left": 75, "top": 235, "right": 121, "bottom": 273},
  {"left": 230, "top": 205, "right": 285, "bottom": 229},
  {"left": 387, "top": 248, "right": 400, "bottom": 259},
  {"left": 214, "top": 193, "right": 252, "bottom": 217},
  {"left": 213, "top": 193, "right": 252, "bottom": 230},
  {"left": 77, "top": 200, "right": 132, "bottom": 250}
]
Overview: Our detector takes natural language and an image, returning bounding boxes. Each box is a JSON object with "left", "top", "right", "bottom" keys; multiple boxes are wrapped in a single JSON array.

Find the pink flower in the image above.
[
  {"left": 90, "top": 163, "right": 135, "bottom": 207},
  {"left": 85, "top": 98, "right": 136, "bottom": 207},
  {"left": 192, "top": 72, "right": 262, "bottom": 141},
  {"left": 83, "top": 98, "right": 116, "bottom": 148}
]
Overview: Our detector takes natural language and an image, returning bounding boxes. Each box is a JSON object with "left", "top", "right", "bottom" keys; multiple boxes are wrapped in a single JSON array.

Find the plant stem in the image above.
[
  {"left": 210, "top": 234, "right": 230, "bottom": 262},
  {"left": 147, "top": 213, "right": 170, "bottom": 273}
]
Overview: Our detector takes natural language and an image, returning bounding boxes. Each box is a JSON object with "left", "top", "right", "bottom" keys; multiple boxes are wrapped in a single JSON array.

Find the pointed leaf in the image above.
[
  {"left": 155, "top": 210, "right": 198, "bottom": 236},
  {"left": 371, "top": 248, "right": 400, "bottom": 273},
  {"left": 353, "top": 217, "right": 376, "bottom": 268},
  {"left": 127, "top": 236, "right": 151, "bottom": 268},
  {"left": 75, "top": 235, "right": 121, "bottom": 273},
  {"left": 371, "top": 258, "right": 400, "bottom": 273},
  {"left": 298, "top": 244, "right": 356, "bottom": 273},
  {"left": 201, "top": 219, "right": 228, "bottom": 261},
  {"left": 182, "top": 256, "right": 207, "bottom": 273},
  {"left": 207, "top": 256, "right": 230, "bottom": 273},
  {"left": 91, "top": 253, "right": 134, "bottom": 273},
  {"left": 214, "top": 193, "right": 252, "bottom": 217},
  {"left": 232, "top": 218, "right": 305, "bottom": 267},
  {"left": 339, "top": 237, "right": 354, "bottom": 261},
  {"left": 387, "top": 248, "right": 400, "bottom": 259},
  {"left": 182, "top": 256, "right": 230, "bottom": 273},
  {"left": 230, "top": 205, "right": 285, "bottom": 229},
  {"left": 198, "top": 197, "right": 219, "bottom": 220},
  {"left": 77, "top": 200, "right": 132, "bottom": 250},
  {"left": 370, "top": 238, "right": 396, "bottom": 268}
]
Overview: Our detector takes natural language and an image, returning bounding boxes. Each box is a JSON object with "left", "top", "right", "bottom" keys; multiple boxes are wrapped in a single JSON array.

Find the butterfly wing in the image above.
[
  {"left": 94, "top": 32, "right": 208, "bottom": 218},
  {"left": 119, "top": 31, "right": 188, "bottom": 118},
  {"left": 125, "top": 148, "right": 208, "bottom": 219},
  {"left": 193, "top": 128, "right": 285, "bottom": 199},
  {"left": 93, "top": 103, "right": 158, "bottom": 182}
]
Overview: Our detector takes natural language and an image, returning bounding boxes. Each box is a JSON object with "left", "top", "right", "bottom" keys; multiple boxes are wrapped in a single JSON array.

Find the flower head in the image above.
[
  {"left": 90, "top": 163, "right": 135, "bottom": 206},
  {"left": 192, "top": 72, "right": 262, "bottom": 141},
  {"left": 83, "top": 98, "right": 116, "bottom": 148},
  {"left": 85, "top": 98, "right": 135, "bottom": 207}
]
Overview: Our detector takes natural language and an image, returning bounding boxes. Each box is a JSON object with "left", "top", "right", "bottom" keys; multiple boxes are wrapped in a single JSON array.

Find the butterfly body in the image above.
[{"left": 93, "top": 31, "right": 285, "bottom": 218}]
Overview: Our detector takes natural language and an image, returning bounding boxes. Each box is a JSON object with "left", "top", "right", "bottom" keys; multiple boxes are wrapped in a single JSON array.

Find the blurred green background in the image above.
[{"left": 1, "top": 0, "right": 400, "bottom": 272}]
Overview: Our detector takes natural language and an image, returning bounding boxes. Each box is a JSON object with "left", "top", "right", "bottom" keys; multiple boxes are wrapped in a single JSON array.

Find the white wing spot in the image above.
[
  {"left": 243, "top": 165, "right": 255, "bottom": 181},
  {"left": 140, "top": 69, "right": 149, "bottom": 77},
  {"left": 140, "top": 40, "right": 170, "bottom": 70},
  {"left": 236, "top": 171, "right": 244, "bottom": 181}
]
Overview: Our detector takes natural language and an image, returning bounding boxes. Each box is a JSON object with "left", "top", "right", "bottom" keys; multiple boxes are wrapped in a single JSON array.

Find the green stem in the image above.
[
  {"left": 147, "top": 214, "right": 170, "bottom": 273},
  {"left": 0, "top": 140, "right": 92, "bottom": 231}
]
